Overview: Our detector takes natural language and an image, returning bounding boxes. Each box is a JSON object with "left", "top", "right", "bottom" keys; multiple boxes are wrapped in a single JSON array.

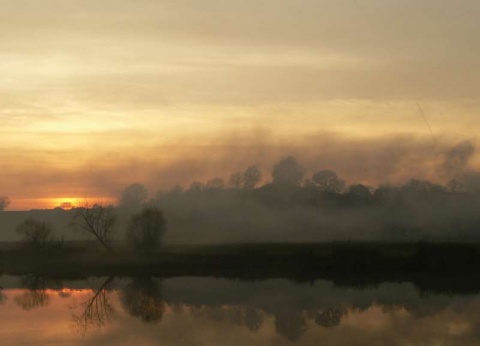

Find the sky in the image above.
[{"left": 1, "top": 0, "right": 480, "bottom": 210}]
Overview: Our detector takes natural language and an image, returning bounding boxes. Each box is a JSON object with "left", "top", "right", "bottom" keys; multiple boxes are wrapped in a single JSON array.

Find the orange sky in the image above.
[{"left": 1, "top": 1, "right": 480, "bottom": 210}]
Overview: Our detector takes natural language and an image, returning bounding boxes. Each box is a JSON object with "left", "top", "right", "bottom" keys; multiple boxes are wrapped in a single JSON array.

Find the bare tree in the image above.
[
  {"left": 242, "top": 166, "right": 262, "bottom": 190},
  {"left": 16, "top": 218, "right": 53, "bottom": 252},
  {"left": 70, "top": 201, "right": 117, "bottom": 251},
  {"left": 206, "top": 178, "right": 225, "bottom": 190},
  {"left": 126, "top": 206, "right": 167, "bottom": 254},
  {"left": 0, "top": 196, "right": 10, "bottom": 211},
  {"left": 229, "top": 172, "right": 243, "bottom": 189}
]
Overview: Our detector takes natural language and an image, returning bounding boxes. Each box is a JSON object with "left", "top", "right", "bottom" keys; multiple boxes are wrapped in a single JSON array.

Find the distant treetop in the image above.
[{"left": 272, "top": 156, "right": 306, "bottom": 186}]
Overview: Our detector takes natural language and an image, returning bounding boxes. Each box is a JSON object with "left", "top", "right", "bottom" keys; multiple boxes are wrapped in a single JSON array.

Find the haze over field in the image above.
[{"left": 1, "top": 0, "right": 480, "bottom": 209}]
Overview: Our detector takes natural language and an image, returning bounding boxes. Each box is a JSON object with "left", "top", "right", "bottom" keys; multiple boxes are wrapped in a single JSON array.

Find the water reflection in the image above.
[
  {"left": 120, "top": 277, "right": 165, "bottom": 324},
  {"left": 1, "top": 276, "right": 480, "bottom": 345},
  {"left": 14, "top": 275, "right": 53, "bottom": 310},
  {"left": 72, "top": 276, "right": 114, "bottom": 337},
  {"left": 0, "top": 289, "right": 6, "bottom": 304}
]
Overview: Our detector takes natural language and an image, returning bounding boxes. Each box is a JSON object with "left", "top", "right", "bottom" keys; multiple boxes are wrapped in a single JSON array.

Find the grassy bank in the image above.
[{"left": 2, "top": 241, "right": 480, "bottom": 293}]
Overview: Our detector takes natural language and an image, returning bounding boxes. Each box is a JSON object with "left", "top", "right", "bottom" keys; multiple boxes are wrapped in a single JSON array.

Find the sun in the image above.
[{"left": 48, "top": 197, "right": 81, "bottom": 210}]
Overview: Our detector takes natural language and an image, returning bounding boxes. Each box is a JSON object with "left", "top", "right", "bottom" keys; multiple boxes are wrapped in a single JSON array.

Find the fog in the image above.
[
  {"left": 3, "top": 132, "right": 479, "bottom": 207},
  {"left": 2, "top": 140, "right": 480, "bottom": 244}
]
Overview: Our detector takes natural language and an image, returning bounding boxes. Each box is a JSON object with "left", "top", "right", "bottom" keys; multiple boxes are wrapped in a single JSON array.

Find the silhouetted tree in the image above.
[
  {"left": 206, "top": 178, "right": 225, "bottom": 190},
  {"left": 119, "top": 183, "right": 148, "bottom": 209},
  {"left": 16, "top": 218, "right": 53, "bottom": 252},
  {"left": 373, "top": 185, "right": 402, "bottom": 205},
  {"left": 189, "top": 181, "right": 205, "bottom": 192},
  {"left": 402, "top": 179, "right": 444, "bottom": 193},
  {"left": 0, "top": 196, "right": 10, "bottom": 211},
  {"left": 229, "top": 172, "right": 243, "bottom": 189},
  {"left": 70, "top": 201, "right": 117, "bottom": 251},
  {"left": 346, "top": 184, "right": 372, "bottom": 203},
  {"left": 243, "top": 166, "right": 262, "bottom": 189},
  {"left": 126, "top": 206, "right": 167, "bottom": 254},
  {"left": 312, "top": 170, "right": 346, "bottom": 193},
  {"left": 120, "top": 277, "right": 165, "bottom": 324},
  {"left": 446, "top": 179, "right": 465, "bottom": 193},
  {"left": 272, "top": 156, "right": 306, "bottom": 186},
  {"left": 169, "top": 185, "right": 184, "bottom": 195}
]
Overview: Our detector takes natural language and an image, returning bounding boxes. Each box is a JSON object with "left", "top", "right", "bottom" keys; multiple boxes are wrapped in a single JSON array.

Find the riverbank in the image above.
[{"left": 1, "top": 241, "right": 480, "bottom": 294}]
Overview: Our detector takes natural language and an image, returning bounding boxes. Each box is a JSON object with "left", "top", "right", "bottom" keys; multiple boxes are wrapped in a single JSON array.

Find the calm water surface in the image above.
[{"left": 0, "top": 275, "right": 478, "bottom": 345}]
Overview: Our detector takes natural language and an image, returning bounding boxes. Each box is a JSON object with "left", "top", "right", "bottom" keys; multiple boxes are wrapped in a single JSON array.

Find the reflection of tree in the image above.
[
  {"left": 191, "top": 305, "right": 264, "bottom": 333},
  {"left": 72, "top": 277, "right": 114, "bottom": 337},
  {"left": 307, "top": 308, "right": 345, "bottom": 328},
  {"left": 245, "top": 308, "right": 263, "bottom": 332},
  {"left": 120, "top": 277, "right": 165, "bottom": 324},
  {"left": 14, "top": 275, "right": 50, "bottom": 311},
  {"left": 274, "top": 311, "right": 307, "bottom": 342},
  {"left": 0, "top": 290, "right": 7, "bottom": 305}
]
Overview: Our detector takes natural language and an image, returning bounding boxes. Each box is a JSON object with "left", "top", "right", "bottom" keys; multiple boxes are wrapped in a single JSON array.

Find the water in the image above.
[{"left": 0, "top": 275, "right": 479, "bottom": 345}]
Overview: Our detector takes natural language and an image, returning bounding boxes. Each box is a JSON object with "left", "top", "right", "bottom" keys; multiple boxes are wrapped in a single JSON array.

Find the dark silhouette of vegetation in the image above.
[
  {"left": 272, "top": 156, "right": 306, "bottom": 186},
  {"left": 120, "top": 277, "right": 165, "bottom": 324},
  {"left": 189, "top": 181, "right": 205, "bottom": 192},
  {"left": 312, "top": 169, "right": 346, "bottom": 193},
  {"left": 70, "top": 201, "right": 117, "bottom": 251},
  {"left": 119, "top": 183, "right": 148, "bottom": 210},
  {"left": 229, "top": 172, "right": 243, "bottom": 189},
  {"left": 126, "top": 206, "right": 167, "bottom": 254},
  {"left": 16, "top": 218, "right": 53, "bottom": 252},
  {"left": 205, "top": 178, "right": 225, "bottom": 190},
  {"left": 243, "top": 165, "right": 262, "bottom": 189},
  {"left": 0, "top": 196, "right": 10, "bottom": 211}
]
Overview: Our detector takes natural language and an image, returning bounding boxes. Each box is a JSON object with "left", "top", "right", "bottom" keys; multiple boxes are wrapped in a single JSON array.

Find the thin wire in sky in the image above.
[
  {"left": 415, "top": 100, "right": 434, "bottom": 140},
  {"left": 351, "top": 0, "right": 436, "bottom": 141}
]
